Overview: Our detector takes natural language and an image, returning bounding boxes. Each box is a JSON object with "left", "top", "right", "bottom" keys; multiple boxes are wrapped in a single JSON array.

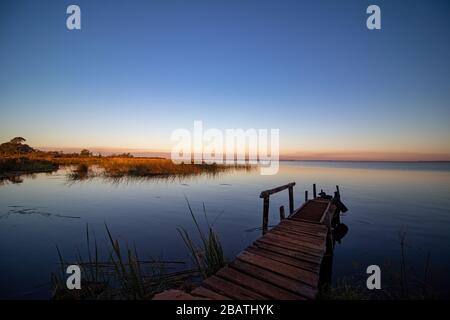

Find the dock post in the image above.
[
  {"left": 288, "top": 185, "right": 294, "bottom": 215},
  {"left": 262, "top": 196, "right": 270, "bottom": 235},
  {"left": 313, "top": 184, "right": 317, "bottom": 198},
  {"left": 305, "top": 190, "right": 309, "bottom": 202},
  {"left": 336, "top": 185, "right": 340, "bottom": 197},
  {"left": 279, "top": 205, "right": 285, "bottom": 220}
]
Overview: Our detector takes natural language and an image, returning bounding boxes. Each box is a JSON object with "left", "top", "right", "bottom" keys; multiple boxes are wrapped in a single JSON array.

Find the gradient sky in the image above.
[{"left": 0, "top": 0, "right": 449, "bottom": 160}]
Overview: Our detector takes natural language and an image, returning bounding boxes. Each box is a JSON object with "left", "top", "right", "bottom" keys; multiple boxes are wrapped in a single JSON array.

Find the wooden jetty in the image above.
[{"left": 154, "top": 182, "right": 347, "bottom": 300}]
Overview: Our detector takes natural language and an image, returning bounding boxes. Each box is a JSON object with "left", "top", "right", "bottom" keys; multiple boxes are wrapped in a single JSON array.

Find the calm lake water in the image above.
[{"left": 1, "top": 161, "right": 450, "bottom": 299}]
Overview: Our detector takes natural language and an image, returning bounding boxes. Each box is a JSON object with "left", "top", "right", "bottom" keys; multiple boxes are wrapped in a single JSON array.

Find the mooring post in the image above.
[
  {"left": 336, "top": 185, "right": 340, "bottom": 197},
  {"left": 262, "top": 196, "right": 270, "bottom": 235},
  {"left": 279, "top": 205, "right": 285, "bottom": 220},
  {"left": 313, "top": 183, "right": 317, "bottom": 198},
  {"left": 288, "top": 185, "right": 294, "bottom": 215},
  {"left": 334, "top": 191, "right": 340, "bottom": 201},
  {"left": 305, "top": 190, "right": 309, "bottom": 202}
]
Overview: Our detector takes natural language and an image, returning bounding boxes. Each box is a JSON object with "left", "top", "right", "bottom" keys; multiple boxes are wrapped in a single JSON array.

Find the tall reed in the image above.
[
  {"left": 177, "top": 199, "right": 227, "bottom": 279},
  {"left": 51, "top": 224, "right": 193, "bottom": 300}
]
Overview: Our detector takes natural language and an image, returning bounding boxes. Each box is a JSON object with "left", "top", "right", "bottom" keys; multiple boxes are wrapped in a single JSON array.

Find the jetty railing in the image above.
[{"left": 259, "top": 182, "right": 295, "bottom": 235}]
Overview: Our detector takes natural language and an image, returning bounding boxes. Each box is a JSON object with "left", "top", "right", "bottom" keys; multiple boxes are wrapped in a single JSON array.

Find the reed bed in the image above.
[
  {"left": 0, "top": 153, "right": 253, "bottom": 183},
  {"left": 51, "top": 199, "right": 227, "bottom": 300},
  {"left": 52, "top": 224, "right": 196, "bottom": 300}
]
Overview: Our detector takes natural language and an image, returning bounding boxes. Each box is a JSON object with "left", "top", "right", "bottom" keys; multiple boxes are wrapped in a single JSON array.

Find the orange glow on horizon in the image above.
[{"left": 34, "top": 146, "right": 450, "bottom": 162}]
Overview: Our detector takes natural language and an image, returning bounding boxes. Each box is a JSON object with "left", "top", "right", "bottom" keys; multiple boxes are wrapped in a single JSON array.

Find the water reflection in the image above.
[
  {"left": 0, "top": 161, "right": 449, "bottom": 298},
  {"left": 334, "top": 223, "right": 349, "bottom": 243}
]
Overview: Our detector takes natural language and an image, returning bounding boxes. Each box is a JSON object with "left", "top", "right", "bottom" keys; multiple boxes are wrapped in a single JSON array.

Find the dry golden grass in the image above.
[{"left": 1, "top": 153, "right": 253, "bottom": 182}]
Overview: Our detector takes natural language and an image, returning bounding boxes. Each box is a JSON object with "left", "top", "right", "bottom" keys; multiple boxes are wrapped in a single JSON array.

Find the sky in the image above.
[{"left": 0, "top": 0, "right": 449, "bottom": 160}]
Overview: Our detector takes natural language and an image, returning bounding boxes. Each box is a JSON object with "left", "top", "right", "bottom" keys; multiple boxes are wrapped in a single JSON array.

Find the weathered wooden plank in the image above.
[
  {"left": 246, "top": 246, "right": 320, "bottom": 273},
  {"left": 263, "top": 231, "right": 325, "bottom": 251},
  {"left": 283, "top": 218, "right": 328, "bottom": 230},
  {"left": 253, "top": 241, "right": 322, "bottom": 265},
  {"left": 272, "top": 224, "right": 326, "bottom": 242},
  {"left": 216, "top": 267, "right": 302, "bottom": 300},
  {"left": 269, "top": 228, "right": 326, "bottom": 246},
  {"left": 190, "top": 286, "right": 231, "bottom": 300},
  {"left": 280, "top": 219, "right": 328, "bottom": 233},
  {"left": 230, "top": 260, "right": 315, "bottom": 299},
  {"left": 203, "top": 276, "right": 267, "bottom": 300},
  {"left": 260, "top": 233, "right": 325, "bottom": 255},
  {"left": 255, "top": 237, "right": 323, "bottom": 261},
  {"left": 271, "top": 228, "right": 326, "bottom": 243},
  {"left": 236, "top": 251, "right": 319, "bottom": 287},
  {"left": 290, "top": 214, "right": 326, "bottom": 223},
  {"left": 290, "top": 201, "right": 329, "bottom": 222}
]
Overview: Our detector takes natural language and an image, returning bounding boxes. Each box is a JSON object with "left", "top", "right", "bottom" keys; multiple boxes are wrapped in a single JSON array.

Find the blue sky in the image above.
[{"left": 0, "top": 0, "right": 449, "bottom": 159}]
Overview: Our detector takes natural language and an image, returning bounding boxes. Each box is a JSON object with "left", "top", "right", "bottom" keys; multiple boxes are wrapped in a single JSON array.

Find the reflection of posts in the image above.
[
  {"left": 319, "top": 248, "right": 333, "bottom": 289},
  {"left": 320, "top": 187, "right": 349, "bottom": 288},
  {"left": 320, "top": 223, "right": 349, "bottom": 288}
]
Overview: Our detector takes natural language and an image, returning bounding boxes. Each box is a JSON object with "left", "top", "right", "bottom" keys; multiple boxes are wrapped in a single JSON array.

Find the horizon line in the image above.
[{"left": 34, "top": 146, "right": 450, "bottom": 162}]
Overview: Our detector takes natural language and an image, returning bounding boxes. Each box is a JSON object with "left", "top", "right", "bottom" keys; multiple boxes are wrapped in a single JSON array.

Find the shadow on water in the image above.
[{"left": 320, "top": 221, "right": 350, "bottom": 289}]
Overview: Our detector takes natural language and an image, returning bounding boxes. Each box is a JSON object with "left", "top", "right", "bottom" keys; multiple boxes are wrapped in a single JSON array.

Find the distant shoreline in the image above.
[{"left": 279, "top": 159, "right": 450, "bottom": 163}]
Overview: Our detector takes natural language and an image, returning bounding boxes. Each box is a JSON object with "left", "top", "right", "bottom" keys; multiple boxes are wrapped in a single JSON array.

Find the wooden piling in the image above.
[
  {"left": 305, "top": 190, "right": 309, "bottom": 201},
  {"left": 313, "top": 184, "right": 317, "bottom": 198},
  {"left": 288, "top": 186, "right": 294, "bottom": 215},
  {"left": 279, "top": 205, "right": 285, "bottom": 220},
  {"left": 262, "top": 196, "right": 269, "bottom": 235}
]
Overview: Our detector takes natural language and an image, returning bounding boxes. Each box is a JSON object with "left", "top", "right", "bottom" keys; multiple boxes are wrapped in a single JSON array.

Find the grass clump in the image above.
[
  {"left": 52, "top": 224, "right": 195, "bottom": 300},
  {"left": 0, "top": 137, "right": 253, "bottom": 183},
  {"left": 178, "top": 200, "right": 227, "bottom": 279}
]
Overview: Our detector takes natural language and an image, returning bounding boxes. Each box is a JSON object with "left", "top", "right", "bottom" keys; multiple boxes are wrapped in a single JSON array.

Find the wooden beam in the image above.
[{"left": 260, "top": 182, "right": 296, "bottom": 198}]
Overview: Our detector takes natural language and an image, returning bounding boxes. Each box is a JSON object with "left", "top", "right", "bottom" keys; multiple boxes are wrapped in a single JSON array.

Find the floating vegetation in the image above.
[
  {"left": 0, "top": 206, "right": 80, "bottom": 219},
  {"left": 67, "top": 164, "right": 91, "bottom": 181}
]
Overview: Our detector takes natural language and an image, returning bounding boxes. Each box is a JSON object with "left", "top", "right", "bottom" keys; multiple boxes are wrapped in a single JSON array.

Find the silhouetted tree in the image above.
[
  {"left": 10, "top": 137, "right": 26, "bottom": 144},
  {"left": 80, "top": 149, "right": 92, "bottom": 157},
  {"left": 0, "top": 137, "right": 33, "bottom": 154}
]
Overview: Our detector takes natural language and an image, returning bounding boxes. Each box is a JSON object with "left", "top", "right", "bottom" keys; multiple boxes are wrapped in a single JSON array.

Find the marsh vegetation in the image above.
[
  {"left": 0, "top": 137, "right": 252, "bottom": 184},
  {"left": 52, "top": 203, "right": 225, "bottom": 300}
]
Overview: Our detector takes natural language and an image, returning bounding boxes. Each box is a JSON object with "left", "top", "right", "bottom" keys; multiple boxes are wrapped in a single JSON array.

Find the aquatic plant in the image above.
[
  {"left": 51, "top": 224, "right": 195, "bottom": 300},
  {"left": 177, "top": 200, "right": 227, "bottom": 279}
]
